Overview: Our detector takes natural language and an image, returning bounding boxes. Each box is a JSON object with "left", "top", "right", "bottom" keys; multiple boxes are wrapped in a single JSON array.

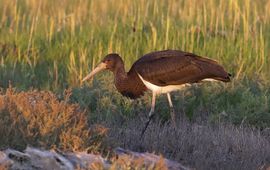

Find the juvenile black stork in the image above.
[{"left": 82, "top": 50, "right": 231, "bottom": 136}]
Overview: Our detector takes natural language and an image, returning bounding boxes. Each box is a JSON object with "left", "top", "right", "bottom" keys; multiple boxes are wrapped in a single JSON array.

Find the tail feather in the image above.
[
  {"left": 193, "top": 55, "right": 231, "bottom": 83},
  {"left": 214, "top": 73, "right": 231, "bottom": 82}
]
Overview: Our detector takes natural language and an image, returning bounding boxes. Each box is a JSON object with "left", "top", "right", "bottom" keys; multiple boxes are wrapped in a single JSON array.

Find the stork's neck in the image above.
[
  {"left": 112, "top": 61, "right": 146, "bottom": 99},
  {"left": 113, "top": 62, "right": 134, "bottom": 95},
  {"left": 113, "top": 63, "right": 127, "bottom": 81}
]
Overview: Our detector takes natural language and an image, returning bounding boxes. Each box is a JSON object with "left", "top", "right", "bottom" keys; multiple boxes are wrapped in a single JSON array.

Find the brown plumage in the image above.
[
  {"left": 132, "top": 50, "right": 230, "bottom": 85},
  {"left": 82, "top": 50, "right": 231, "bottom": 137},
  {"left": 116, "top": 50, "right": 230, "bottom": 98}
]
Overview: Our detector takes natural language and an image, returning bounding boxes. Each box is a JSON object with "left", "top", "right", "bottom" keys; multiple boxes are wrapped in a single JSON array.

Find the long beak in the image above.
[{"left": 82, "top": 62, "right": 107, "bottom": 82}]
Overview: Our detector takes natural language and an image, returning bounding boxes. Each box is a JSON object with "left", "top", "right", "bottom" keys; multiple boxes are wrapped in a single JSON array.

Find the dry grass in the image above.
[
  {"left": 0, "top": 87, "right": 106, "bottom": 152},
  {"left": 109, "top": 155, "right": 168, "bottom": 170},
  {"left": 0, "top": 87, "right": 268, "bottom": 169},
  {"left": 106, "top": 116, "right": 270, "bottom": 170}
]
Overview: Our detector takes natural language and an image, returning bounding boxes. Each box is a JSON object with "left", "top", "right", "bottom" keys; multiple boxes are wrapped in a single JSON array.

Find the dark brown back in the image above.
[{"left": 129, "top": 50, "right": 230, "bottom": 86}]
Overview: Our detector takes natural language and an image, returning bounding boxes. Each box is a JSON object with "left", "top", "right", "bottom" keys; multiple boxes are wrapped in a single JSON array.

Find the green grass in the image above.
[{"left": 0, "top": 0, "right": 270, "bottom": 127}]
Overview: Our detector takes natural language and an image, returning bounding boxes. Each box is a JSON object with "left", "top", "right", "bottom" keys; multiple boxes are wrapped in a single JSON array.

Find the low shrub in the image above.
[{"left": 0, "top": 87, "right": 106, "bottom": 152}]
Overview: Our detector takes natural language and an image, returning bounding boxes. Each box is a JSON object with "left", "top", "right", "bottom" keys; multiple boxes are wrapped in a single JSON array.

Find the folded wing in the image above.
[{"left": 130, "top": 50, "right": 230, "bottom": 86}]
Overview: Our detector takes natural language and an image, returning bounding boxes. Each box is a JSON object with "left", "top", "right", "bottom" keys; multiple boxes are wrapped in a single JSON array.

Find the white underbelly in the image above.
[
  {"left": 202, "top": 78, "right": 218, "bottom": 82},
  {"left": 138, "top": 74, "right": 217, "bottom": 94},
  {"left": 138, "top": 74, "right": 190, "bottom": 94}
]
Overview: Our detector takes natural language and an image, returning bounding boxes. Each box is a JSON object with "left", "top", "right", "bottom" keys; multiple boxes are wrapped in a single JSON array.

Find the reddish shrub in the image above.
[{"left": 0, "top": 87, "right": 106, "bottom": 152}]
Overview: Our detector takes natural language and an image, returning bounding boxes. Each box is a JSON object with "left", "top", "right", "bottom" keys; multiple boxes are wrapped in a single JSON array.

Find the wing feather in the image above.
[{"left": 129, "top": 50, "right": 230, "bottom": 86}]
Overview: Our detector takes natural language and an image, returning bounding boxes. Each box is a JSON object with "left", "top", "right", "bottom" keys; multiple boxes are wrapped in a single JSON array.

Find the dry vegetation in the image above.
[
  {"left": 0, "top": 86, "right": 106, "bottom": 152},
  {"left": 107, "top": 116, "right": 270, "bottom": 170},
  {"left": 0, "top": 86, "right": 268, "bottom": 169}
]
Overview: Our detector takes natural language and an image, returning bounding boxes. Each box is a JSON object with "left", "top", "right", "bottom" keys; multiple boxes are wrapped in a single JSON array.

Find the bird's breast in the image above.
[{"left": 114, "top": 73, "right": 147, "bottom": 99}]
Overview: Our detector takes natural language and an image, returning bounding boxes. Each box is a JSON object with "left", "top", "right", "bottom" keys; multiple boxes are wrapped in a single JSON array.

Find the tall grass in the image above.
[
  {"left": 0, "top": 0, "right": 269, "bottom": 89},
  {"left": 0, "top": 0, "right": 269, "bottom": 130}
]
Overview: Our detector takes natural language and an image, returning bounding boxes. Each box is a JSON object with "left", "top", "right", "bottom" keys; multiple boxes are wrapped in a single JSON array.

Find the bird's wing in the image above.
[{"left": 130, "top": 50, "right": 229, "bottom": 86}]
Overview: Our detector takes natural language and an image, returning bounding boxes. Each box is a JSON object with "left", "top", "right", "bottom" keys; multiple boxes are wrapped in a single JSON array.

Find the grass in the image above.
[
  {"left": 0, "top": 0, "right": 269, "bottom": 89},
  {"left": 0, "top": 0, "right": 269, "bottom": 127},
  {"left": 0, "top": 0, "right": 269, "bottom": 169},
  {"left": 106, "top": 116, "right": 270, "bottom": 170}
]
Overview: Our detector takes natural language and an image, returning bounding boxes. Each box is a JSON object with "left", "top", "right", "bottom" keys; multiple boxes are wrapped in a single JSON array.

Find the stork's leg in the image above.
[
  {"left": 141, "top": 92, "right": 156, "bottom": 138},
  {"left": 167, "top": 93, "right": 176, "bottom": 127}
]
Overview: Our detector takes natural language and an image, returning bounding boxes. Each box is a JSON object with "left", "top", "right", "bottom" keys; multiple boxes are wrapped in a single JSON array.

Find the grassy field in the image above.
[
  {"left": 0, "top": 0, "right": 269, "bottom": 126},
  {"left": 0, "top": 0, "right": 269, "bottom": 88},
  {"left": 0, "top": 0, "right": 269, "bottom": 169}
]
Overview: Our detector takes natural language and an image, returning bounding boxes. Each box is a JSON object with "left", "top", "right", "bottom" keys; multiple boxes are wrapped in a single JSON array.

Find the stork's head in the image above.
[{"left": 82, "top": 53, "right": 123, "bottom": 82}]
